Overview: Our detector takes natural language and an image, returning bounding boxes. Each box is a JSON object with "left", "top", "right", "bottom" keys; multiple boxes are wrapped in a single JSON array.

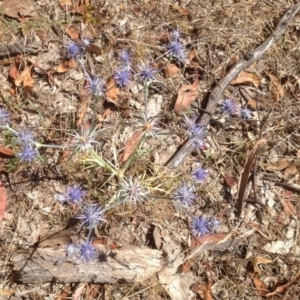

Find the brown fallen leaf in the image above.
[
  {"left": 87, "top": 44, "right": 102, "bottom": 55},
  {"left": 172, "top": 4, "right": 191, "bottom": 19},
  {"left": 164, "top": 63, "right": 179, "bottom": 78},
  {"left": 247, "top": 98, "right": 258, "bottom": 110},
  {"left": 251, "top": 273, "right": 269, "bottom": 296},
  {"left": 59, "top": 0, "right": 72, "bottom": 6},
  {"left": 237, "top": 139, "right": 267, "bottom": 217},
  {"left": 8, "top": 63, "right": 20, "bottom": 80},
  {"left": 65, "top": 25, "right": 79, "bottom": 40},
  {"left": 252, "top": 256, "right": 272, "bottom": 274},
  {"left": 231, "top": 71, "right": 261, "bottom": 87},
  {"left": 0, "top": 0, "right": 36, "bottom": 19},
  {"left": 283, "top": 164, "right": 298, "bottom": 180},
  {"left": 224, "top": 172, "right": 236, "bottom": 187},
  {"left": 174, "top": 78, "right": 199, "bottom": 113},
  {"left": 0, "top": 146, "right": 15, "bottom": 157},
  {"left": 0, "top": 181, "right": 7, "bottom": 223},
  {"left": 14, "top": 65, "right": 33, "bottom": 86},
  {"left": 191, "top": 282, "right": 213, "bottom": 300},
  {"left": 266, "top": 72, "right": 286, "bottom": 102},
  {"left": 120, "top": 129, "right": 144, "bottom": 162},
  {"left": 53, "top": 60, "right": 77, "bottom": 73},
  {"left": 38, "top": 230, "right": 72, "bottom": 248},
  {"left": 106, "top": 78, "right": 121, "bottom": 104},
  {"left": 189, "top": 49, "right": 201, "bottom": 68},
  {"left": 266, "top": 159, "right": 290, "bottom": 171}
]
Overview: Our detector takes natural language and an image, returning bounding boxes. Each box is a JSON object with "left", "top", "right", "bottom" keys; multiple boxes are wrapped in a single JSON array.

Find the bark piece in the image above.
[{"left": 12, "top": 246, "right": 163, "bottom": 284}]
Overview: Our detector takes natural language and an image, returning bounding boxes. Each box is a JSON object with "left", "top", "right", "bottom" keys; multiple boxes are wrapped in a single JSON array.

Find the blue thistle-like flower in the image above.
[
  {"left": 240, "top": 107, "right": 252, "bottom": 120},
  {"left": 192, "top": 167, "right": 208, "bottom": 183},
  {"left": 16, "top": 131, "right": 36, "bottom": 146},
  {"left": 119, "top": 49, "right": 131, "bottom": 65},
  {"left": 0, "top": 108, "right": 10, "bottom": 125},
  {"left": 81, "top": 38, "right": 90, "bottom": 48},
  {"left": 66, "top": 243, "right": 79, "bottom": 257},
  {"left": 170, "top": 29, "right": 181, "bottom": 41},
  {"left": 166, "top": 40, "right": 187, "bottom": 62},
  {"left": 85, "top": 75, "right": 106, "bottom": 97},
  {"left": 190, "top": 216, "right": 211, "bottom": 238},
  {"left": 69, "top": 126, "right": 101, "bottom": 152},
  {"left": 65, "top": 41, "right": 81, "bottom": 60},
  {"left": 120, "top": 176, "right": 149, "bottom": 204},
  {"left": 183, "top": 115, "right": 206, "bottom": 138},
  {"left": 79, "top": 240, "right": 97, "bottom": 262},
  {"left": 65, "top": 185, "right": 86, "bottom": 203},
  {"left": 16, "top": 146, "right": 37, "bottom": 163},
  {"left": 137, "top": 62, "right": 157, "bottom": 82},
  {"left": 76, "top": 203, "right": 105, "bottom": 228},
  {"left": 173, "top": 182, "right": 196, "bottom": 206},
  {"left": 114, "top": 68, "right": 131, "bottom": 87},
  {"left": 220, "top": 99, "right": 237, "bottom": 115}
]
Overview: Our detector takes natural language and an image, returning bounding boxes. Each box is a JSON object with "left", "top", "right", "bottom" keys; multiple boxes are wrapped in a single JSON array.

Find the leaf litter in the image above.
[{"left": 0, "top": 0, "right": 300, "bottom": 299}]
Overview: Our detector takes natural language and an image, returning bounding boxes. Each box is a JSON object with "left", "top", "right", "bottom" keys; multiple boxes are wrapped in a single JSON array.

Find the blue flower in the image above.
[
  {"left": 114, "top": 68, "right": 131, "bottom": 87},
  {"left": 66, "top": 185, "right": 86, "bottom": 203},
  {"left": 173, "top": 182, "right": 196, "bottom": 206},
  {"left": 166, "top": 40, "right": 187, "bottom": 62},
  {"left": 76, "top": 203, "right": 105, "bottom": 228},
  {"left": 192, "top": 167, "right": 208, "bottom": 183},
  {"left": 220, "top": 99, "right": 237, "bottom": 115},
  {"left": 190, "top": 216, "right": 211, "bottom": 238},
  {"left": 120, "top": 176, "right": 149, "bottom": 204},
  {"left": 66, "top": 243, "right": 79, "bottom": 257},
  {"left": 0, "top": 108, "right": 10, "bottom": 125},
  {"left": 85, "top": 75, "right": 106, "bottom": 97},
  {"left": 170, "top": 29, "right": 181, "bottom": 41},
  {"left": 16, "top": 131, "right": 36, "bottom": 146},
  {"left": 81, "top": 38, "right": 90, "bottom": 48},
  {"left": 16, "top": 146, "right": 37, "bottom": 163},
  {"left": 79, "top": 240, "right": 97, "bottom": 262},
  {"left": 65, "top": 41, "right": 81, "bottom": 60},
  {"left": 183, "top": 115, "right": 206, "bottom": 138},
  {"left": 240, "top": 107, "right": 252, "bottom": 120},
  {"left": 119, "top": 49, "right": 131, "bottom": 65},
  {"left": 137, "top": 62, "right": 157, "bottom": 82}
]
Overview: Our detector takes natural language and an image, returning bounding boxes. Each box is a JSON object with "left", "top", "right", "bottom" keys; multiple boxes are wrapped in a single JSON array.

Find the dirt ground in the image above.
[{"left": 0, "top": 0, "right": 300, "bottom": 299}]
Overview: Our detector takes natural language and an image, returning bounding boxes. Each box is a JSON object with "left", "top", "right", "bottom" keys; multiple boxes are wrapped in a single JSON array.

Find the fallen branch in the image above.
[{"left": 166, "top": 3, "right": 300, "bottom": 169}]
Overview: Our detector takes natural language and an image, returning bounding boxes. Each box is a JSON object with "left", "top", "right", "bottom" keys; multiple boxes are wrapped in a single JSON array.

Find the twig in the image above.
[{"left": 166, "top": 3, "right": 300, "bottom": 169}]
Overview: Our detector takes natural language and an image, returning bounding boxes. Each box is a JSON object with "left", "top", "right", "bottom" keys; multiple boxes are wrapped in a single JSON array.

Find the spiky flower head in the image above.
[
  {"left": 120, "top": 176, "right": 149, "bottom": 204},
  {"left": 16, "top": 130, "right": 36, "bottom": 146},
  {"left": 183, "top": 115, "right": 206, "bottom": 138},
  {"left": 190, "top": 216, "right": 211, "bottom": 238},
  {"left": 76, "top": 203, "right": 105, "bottom": 228},
  {"left": 170, "top": 29, "right": 181, "bottom": 41},
  {"left": 66, "top": 243, "right": 79, "bottom": 257},
  {"left": 114, "top": 68, "right": 131, "bottom": 87},
  {"left": 166, "top": 40, "right": 187, "bottom": 62},
  {"left": 137, "top": 62, "right": 157, "bottom": 82},
  {"left": 192, "top": 167, "right": 208, "bottom": 183},
  {"left": 173, "top": 182, "right": 196, "bottom": 206},
  {"left": 79, "top": 240, "right": 97, "bottom": 262},
  {"left": 85, "top": 75, "right": 106, "bottom": 97},
  {"left": 240, "top": 107, "right": 252, "bottom": 120},
  {"left": 0, "top": 108, "right": 10, "bottom": 125},
  {"left": 135, "top": 114, "right": 160, "bottom": 138},
  {"left": 65, "top": 41, "right": 81, "bottom": 60},
  {"left": 220, "top": 99, "right": 237, "bottom": 115},
  {"left": 119, "top": 49, "right": 131, "bottom": 65},
  {"left": 65, "top": 185, "right": 86, "bottom": 203},
  {"left": 16, "top": 146, "right": 37, "bottom": 163},
  {"left": 69, "top": 126, "right": 101, "bottom": 152},
  {"left": 81, "top": 38, "right": 90, "bottom": 47}
]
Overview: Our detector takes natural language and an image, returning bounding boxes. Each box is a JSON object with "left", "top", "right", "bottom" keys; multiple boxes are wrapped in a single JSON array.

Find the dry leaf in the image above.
[
  {"left": 65, "top": 25, "right": 79, "bottom": 40},
  {"left": 106, "top": 78, "right": 120, "bottom": 104},
  {"left": 253, "top": 257, "right": 272, "bottom": 274},
  {"left": 14, "top": 65, "right": 33, "bottom": 86},
  {"left": 266, "top": 159, "right": 290, "bottom": 171},
  {"left": 120, "top": 129, "right": 144, "bottom": 162},
  {"left": 164, "top": 63, "right": 179, "bottom": 78},
  {"left": 174, "top": 78, "right": 199, "bottom": 113},
  {"left": 38, "top": 230, "right": 72, "bottom": 248},
  {"left": 251, "top": 273, "right": 269, "bottom": 296},
  {"left": 266, "top": 72, "right": 286, "bottom": 101},
  {"left": 231, "top": 71, "right": 261, "bottom": 87},
  {"left": 54, "top": 60, "right": 77, "bottom": 73},
  {"left": 8, "top": 63, "right": 20, "bottom": 80},
  {"left": 73, "top": 283, "right": 86, "bottom": 300},
  {"left": 237, "top": 139, "right": 267, "bottom": 217},
  {"left": 0, "top": 146, "right": 15, "bottom": 157},
  {"left": 191, "top": 282, "right": 213, "bottom": 300},
  {"left": 0, "top": 0, "right": 36, "bottom": 19},
  {"left": 224, "top": 173, "right": 236, "bottom": 187},
  {"left": 283, "top": 164, "right": 298, "bottom": 180},
  {"left": 87, "top": 44, "right": 102, "bottom": 55},
  {"left": 0, "top": 181, "right": 7, "bottom": 223},
  {"left": 247, "top": 98, "right": 258, "bottom": 110},
  {"left": 59, "top": 0, "right": 72, "bottom": 6},
  {"left": 172, "top": 4, "right": 191, "bottom": 19},
  {"left": 189, "top": 49, "right": 201, "bottom": 68}
]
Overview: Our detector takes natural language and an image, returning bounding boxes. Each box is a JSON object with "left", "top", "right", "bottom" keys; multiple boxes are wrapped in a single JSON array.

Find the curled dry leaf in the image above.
[
  {"left": 251, "top": 273, "right": 269, "bottom": 296},
  {"left": 266, "top": 159, "right": 290, "bottom": 171},
  {"left": 252, "top": 256, "right": 272, "bottom": 274},
  {"left": 14, "top": 65, "right": 33, "bottom": 86},
  {"left": 106, "top": 78, "right": 121, "bottom": 105},
  {"left": 54, "top": 60, "right": 77, "bottom": 73},
  {"left": 120, "top": 129, "right": 144, "bottom": 162},
  {"left": 231, "top": 71, "right": 261, "bottom": 87},
  {"left": 174, "top": 78, "right": 199, "bottom": 113},
  {"left": 59, "top": 0, "right": 72, "bottom": 6},
  {"left": 164, "top": 63, "right": 179, "bottom": 78},
  {"left": 283, "top": 164, "right": 298, "bottom": 180},
  {"left": 191, "top": 282, "right": 213, "bottom": 300},
  {"left": 0, "top": 0, "right": 36, "bottom": 19},
  {"left": 0, "top": 146, "right": 15, "bottom": 157},
  {"left": 8, "top": 63, "right": 20, "bottom": 80},
  {"left": 266, "top": 72, "right": 286, "bottom": 101}
]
